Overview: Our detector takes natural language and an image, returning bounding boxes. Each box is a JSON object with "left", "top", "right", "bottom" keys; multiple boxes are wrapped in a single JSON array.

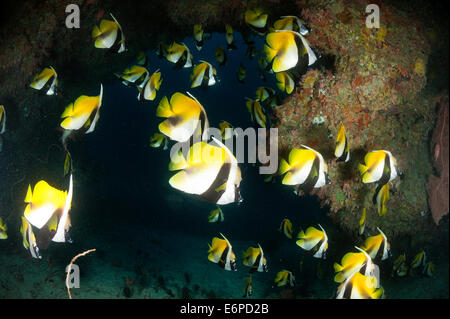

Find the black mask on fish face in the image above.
[{"left": 230, "top": 260, "right": 237, "bottom": 271}]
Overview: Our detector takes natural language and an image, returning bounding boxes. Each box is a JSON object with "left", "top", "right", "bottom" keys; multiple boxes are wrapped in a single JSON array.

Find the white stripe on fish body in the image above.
[{"left": 52, "top": 174, "right": 73, "bottom": 243}]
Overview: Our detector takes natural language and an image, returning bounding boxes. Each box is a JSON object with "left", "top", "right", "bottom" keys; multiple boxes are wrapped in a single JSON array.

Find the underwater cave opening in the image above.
[{"left": 62, "top": 31, "right": 333, "bottom": 268}]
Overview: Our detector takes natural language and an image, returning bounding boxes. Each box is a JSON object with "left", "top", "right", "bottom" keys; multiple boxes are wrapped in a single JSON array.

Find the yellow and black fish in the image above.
[
  {"left": 334, "top": 246, "right": 379, "bottom": 284},
  {"left": 243, "top": 276, "right": 253, "bottom": 297},
  {"left": 214, "top": 46, "right": 227, "bottom": 66},
  {"left": 278, "top": 218, "right": 293, "bottom": 239},
  {"left": 0, "top": 217, "right": 7, "bottom": 239},
  {"left": 29, "top": 66, "right": 58, "bottom": 95},
  {"left": 255, "top": 87, "right": 280, "bottom": 108},
  {"left": 335, "top": 124, "right": 350, "bottom": 162},
  {"left": 156, "top": 92, "right": 209, "bottom": 143},
  {"left": 0, "top": 105, "right": 6, "bottom": 134},
  {"left": 149, "top": 132, "right": 169, "bottom": 150},
  {"left": 359, "top": 208, "right": 366, "bottom": 235},
  {"left": 193, "top": 24, "right": 205, "bottom": 51},
  {"left": 208, "top": 233, "right": 236, "bottom": 271},
  {"left": 219, "top": 120, "right": 234, "bottom": 140},
  {"left": 166, "top": 42, "right": 193, "bottom": 69},
  {"left": 190, "top": 61, "right": 218, "bottom": 89},
  {"left": 410, "top": 250, "right": 427, "bottom": 272},
  {"left": 296, "top": 224, "right": 328, "bottom": 259},
  {"left": 274, "top": 270, "right": 295, "bottom": 287},
  {"left": 276, "top": 71, "right": 295, "bottom": 94},
  {"left": 245, "top": 8, "right": 268, "bottom": 35},
  {"left": 243, "top": 244, "right": 268, "bottom": 273},
  {"left": 136, "top": 51, "right": 149, "bottom": 66},
  {"left": 423, "top": 261, "right": 435, "bottom": 277},
  {"left": 156, "top": 41, "right": 169, "bottom": 58},
  {"left": 361, "top": 227, "right": 390, "bottom": 261},
  {"left": 138, "top": 69, "right": 162, "bottom": 101},
  {"left": 391, "top": 253, "right": 408, "bottom": 277},
  {"left": 208, "top": 206, "right": 224, "bottom": 223},
  {"left": 60, "top": 84, "right": 103, "bottom": 148},
  {"left": 358, "top": 150, "right": 399, "bottom": 185},
  {"left": 92, "top": 13, "right": 126, "bottom": 53},
  {"left": 168, "top": 138, "right": 243, "bottom": 205},
  {"left": 225, "top": 24, "right": 237, "bottom": 50},
  {"left": 264, "top": 30, "right": 317, "bottom": 73},
  {"left": 336, "top": 271, "right": 384, "bottom": 299},
  {"left": 245, "top": 44, "right": 259, "bottom": 60},
  {"left": 245, "top": 98, "right": 267, "bottom": 128},
  {"left": 237, "top": 63, "right": 246, "bottom": 83},
  {"left": 115, "top": 65, "right": 149, "bottom": 90},
  {"left": 24, "top": 174, "right": 74, "bottom": 251},
  {"left": 20, "top": 216, "right": 41, "bottom": 259},
  {"left": 279, "top": 145, "right": 330, "bottom": 193},
  {"left": 272, "top": 16, "right": 309, "bottom": 35},
  {"left": 374, "top": 182, "right": 389, "bottom": 216}
]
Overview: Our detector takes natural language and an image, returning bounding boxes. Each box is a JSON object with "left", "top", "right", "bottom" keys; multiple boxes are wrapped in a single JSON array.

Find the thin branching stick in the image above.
[{"left": 66, "top": 249, "right": 96, "bottom": 299}]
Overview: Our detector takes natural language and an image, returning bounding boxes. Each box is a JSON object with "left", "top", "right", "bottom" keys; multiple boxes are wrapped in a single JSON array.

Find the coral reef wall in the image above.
[{"left": 272, "top": 0, "right": 447, "bottom": 243}]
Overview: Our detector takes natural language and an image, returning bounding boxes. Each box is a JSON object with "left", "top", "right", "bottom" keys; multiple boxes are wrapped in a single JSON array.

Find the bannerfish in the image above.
[
  {"left": 334, "top": 246, "right": 380, "bottom": 284},
  {"left": 166, "top": 42, "right": 193, "bottom": 69},
  {"left": 24, "top": 174, "right": 74, "bottom": 250},
  {"left": 245, "top": 8, "right": 268, "bottom": 35},
  {"left": 168, "top": 137, "right": 243, "bottom": 205},
  {"left": 20, "top": 216, "right": 41, "bottom": 259},
  {"left": 361, "top": 227, "right": 391, "bottom": 261},
  {"left": 243, "top": 244, "right": 268, "bottom": 273},
  {"left": 245, "top": 98, "right": 267, "bottom": 128},
  {"left": 115, "top": 65, "right": 149, "bottom": 90},
  {"left": 336, "top": 271, "right": 384, "bottom": 299},
  {"left": 0, "top": 217, "right": 7, "bottom": 239},
  {"left": 149, "top": 132, "right": 169, "bottom": 150},
  {"left": 214, "top": 46, "right": 227, "bottom": 66},
  {"left": 279, "top": 145, "right": 330, "bottom": 193},
  {"left": 138, "top": 69, "right": 162, "bottom": 101},
  {"left": 60, "top": 84, "right": 103, "bottom": 148},
  {"left": 274, "top": 270, "right": 295, "bottom": 287},
  {"left": 296, "top": 224, "right": 328, "bottom": 259},
  {"left": 278, "top": 218, "right": 293, "bottom": 239},
  {"left": 92, "top": 13, "right": 126, "bottom": 53},
  {"left": 207, "top": 233, "right": 236, "bottom": 271},
  {"left": 255, "top": 87, "right": 280, "bottom": 108},
  {"left": 243, "top": 276, "right": 253, "bottom": 297},
  {"left": 136, "top": 51, "right": 148, "bottom": 66},
  {"left": 358, "top": 150, "right": 399, "bottom": 185},
  {"left": 29, "top": 66, "right": 58, "bottom": 95},
  {"left": 272, "top": 16, "right": 309, "bottom": 35},
  {"left": 359, "top": 208, "right": 366, "bottom": 235},
  {"left": 225, "top": 24, "right": 237, "bottom": 50},
  {"left": 190, "top": 61, "right": 218, "bottom": 89},
  {"left": 208, "top": 206, "right": 224, "bottom": 223},
  {"left": 193, "top": 24, "right": 205, "bottom": 51},
  {"left": 335, "top": 124, "right": 350, "bottom": 162},
  {"left": 156, "top": 92, "right": 209, "bottom": 143},
  {"left": 237, "top": 63, "right": 246, "bottom": 83},
  {"left": 264, "top": 30, "right": 317, "bottom": 73},
  {"left": 276, "top": 71, "right": 295, "bottom": 94},
  {"left": 374, "top": 182, "right": 389, "bottom": 216},
  {"left": 219, "top": 120, "right": 234, "bottom": 140}
]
